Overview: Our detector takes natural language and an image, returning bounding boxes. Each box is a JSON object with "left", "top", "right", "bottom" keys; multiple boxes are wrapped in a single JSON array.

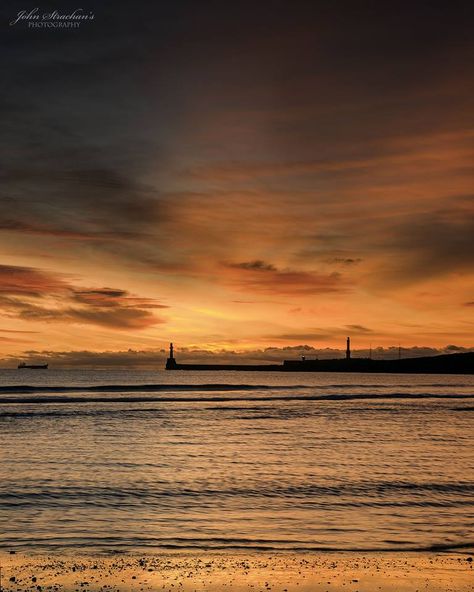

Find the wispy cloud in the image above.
[
  {"left": 0, "top": 265, "right": 167, "bottom": 330},
  {"left": 225, "top": 260, "right": 277, "bottom": 272},
  {"left": 221, "top": 260, "right": 350, "bottom": 295}
]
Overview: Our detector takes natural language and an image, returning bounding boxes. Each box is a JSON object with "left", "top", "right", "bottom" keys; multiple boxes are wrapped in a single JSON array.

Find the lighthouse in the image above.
[
  {"left": 346, "top": 337, "right": 351, "bottom": 360},
  {"left": 166, "top": 342, "right": 177, "bottom": 369}
]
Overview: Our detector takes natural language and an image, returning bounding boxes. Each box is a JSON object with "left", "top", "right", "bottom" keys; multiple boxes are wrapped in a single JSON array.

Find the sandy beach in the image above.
[{"left": 1, "top": 551, "right": 473, "bottom": 592}]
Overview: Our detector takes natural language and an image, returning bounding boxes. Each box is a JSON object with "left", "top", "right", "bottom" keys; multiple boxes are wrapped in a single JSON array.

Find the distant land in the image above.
[{"left": 166, "top": 350, "right": 474, "bottom": 374}]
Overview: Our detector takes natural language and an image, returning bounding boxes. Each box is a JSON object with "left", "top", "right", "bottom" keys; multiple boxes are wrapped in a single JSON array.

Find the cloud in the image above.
[
  {"left": 0, "top": 335, "right": 34, "bottom": 344},
  {"left": 0, "top": 219, "right": 90, "bottom": 240},
  {"left": 0, "top": 329, "right": 39, "bottom": 334},
  {"left": 71, "top": 288, "right": 164, "bottom": 309},
  {"left": 226, "top": 260, "right": 277, "bottom": 272},
  {"left": 267, "top": 325, "right": 373, "bottom": 342},
  {"left": 65, "top": 307, "right": 162, "bottom": 330},
  {"left": 375, "top": 209, "right": 474, "bottom": 283},
  {"left": 185, "top": 130, "right": 474, "bottom": 182},
  {"left": 346, "top": 324, "right": 373, "bottom": 333},
  {"left": 329, "top": 258, "right": 363, "bottom": 266},
  {"left": 0, "top": 168, "right": 165, "bottom": 244},
  {"left": 222, "top": 260, "right": 349, "bottom": 295},
  {"left": 0, "top": 265, "right": 167, "bottom": 330},
  {"left": 445, "top": 344, "right": 469, "bottom": 351},
  {"left": 0, "top": 264, "right": 70, "bottom": 297},
  {"left": 232, "top": 300, "right": 258, "bottom": 304},
  {"left": 267, "top": 332, "right": 332, "bottom": 341}
]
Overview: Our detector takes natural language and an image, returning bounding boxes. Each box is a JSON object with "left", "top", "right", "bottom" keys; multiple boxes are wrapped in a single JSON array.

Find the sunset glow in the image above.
[{"left": 1, "top": 3, "right": 472, "bottom": 366}]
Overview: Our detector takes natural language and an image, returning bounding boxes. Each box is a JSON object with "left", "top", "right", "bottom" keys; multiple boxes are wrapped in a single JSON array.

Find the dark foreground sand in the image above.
[{"left": 0, "top": 551, "right": 472, "bottom": 592}]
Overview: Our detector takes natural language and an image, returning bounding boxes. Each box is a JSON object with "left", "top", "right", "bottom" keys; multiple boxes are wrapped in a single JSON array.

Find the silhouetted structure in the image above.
[
  {"left": 18, "top": 362, "right": 48, "bottom": 369},
  {"left": 165, "top": 342, "right": 177, "bottom": 369},
  {"left": 281, "top": 352, "right": 473, "bottom": 373},
  {"left": 165, "top": 341, "right": 473, "bottom": 374},
  {"left": 346, "top": 336, "right": 351, "bottom": 360}
]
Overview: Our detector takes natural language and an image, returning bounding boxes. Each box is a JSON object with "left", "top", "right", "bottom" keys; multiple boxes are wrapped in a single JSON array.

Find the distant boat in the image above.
[{"left": 17, "top": 362, "right": 48, "bottom": 369}]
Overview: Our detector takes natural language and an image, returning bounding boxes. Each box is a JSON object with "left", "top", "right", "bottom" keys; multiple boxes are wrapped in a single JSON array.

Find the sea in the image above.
[{"left": 0, "top": 369, "right": 473, "bottom": 554}]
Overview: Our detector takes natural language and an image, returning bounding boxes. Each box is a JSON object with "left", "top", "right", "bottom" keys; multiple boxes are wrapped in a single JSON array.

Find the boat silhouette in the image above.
[{"left": 17, "top": 362, "right": 48, "bottom": 369}]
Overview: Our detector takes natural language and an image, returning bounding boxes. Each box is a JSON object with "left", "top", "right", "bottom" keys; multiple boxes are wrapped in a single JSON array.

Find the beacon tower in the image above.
[{"left": 166, "top": 342, "right": 177, "bottom": 369}]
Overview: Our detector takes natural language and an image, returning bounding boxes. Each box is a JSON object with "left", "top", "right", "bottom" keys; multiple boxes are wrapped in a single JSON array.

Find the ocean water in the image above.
[{"left": 0, "top": 369, "right": 473, "bottom": 553}]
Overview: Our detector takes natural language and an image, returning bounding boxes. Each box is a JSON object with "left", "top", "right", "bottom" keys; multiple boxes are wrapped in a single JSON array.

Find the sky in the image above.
[{"left": 1, "top": 1, "right": 473, "bottom": 366}]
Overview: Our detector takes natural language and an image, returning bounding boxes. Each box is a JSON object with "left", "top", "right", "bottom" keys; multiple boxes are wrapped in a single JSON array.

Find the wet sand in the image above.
[{"left": 0, "top": 551, "right": 472, "bottom": 592}]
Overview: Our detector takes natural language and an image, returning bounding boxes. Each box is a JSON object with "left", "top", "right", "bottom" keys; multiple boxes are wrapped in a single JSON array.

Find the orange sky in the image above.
[{"left": 1, "top": 2, "right": 473, "bottom": 365}]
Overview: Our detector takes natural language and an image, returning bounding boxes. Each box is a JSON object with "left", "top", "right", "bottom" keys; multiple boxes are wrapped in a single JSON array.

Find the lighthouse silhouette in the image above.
[
  {"left": 166, "top": 342, "right": 177, "bottom": 369},
  {"left": 346, "top": 337, "right": 351, "bottom": 360}
]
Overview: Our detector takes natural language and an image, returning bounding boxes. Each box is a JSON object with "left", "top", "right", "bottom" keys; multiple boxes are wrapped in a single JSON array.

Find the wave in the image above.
[
  {"left": 0, "top": 392, "right": 473, "bottom": 405},
  {"left": 0, "top": 384, "right": 297, "bottom": 394},
  {"left": 2, "top": 535, "right": 473, "bottom": 553},
  {"left": 2, "top": 480, "right": 473, "bottom": 501},
  {"left": 308, "top": 383, "right": 473, "bottom": 389},
  {"left": 0, "top": 382, "right": 472, "bottom": 395}
]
